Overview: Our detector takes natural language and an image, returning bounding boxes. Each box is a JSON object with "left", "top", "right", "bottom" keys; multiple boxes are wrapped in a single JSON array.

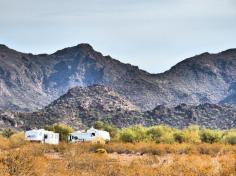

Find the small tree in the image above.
[
  {"left": 222, "top": 131, "right": 236, "bottom": 145},
  {"left": 119, "top": 128, "right": 136, "bottom": 143},
  {"left": 174, "top": 130, "right": 185, "bottom": 143},
  {"left": 200, "top": 129, "right": 223, "bottom": 143},
  {"left": 146, "top": 125, "right": 174, "bottom": 143},
  {"left": 45, "top": 123, "right": 74, "bottom": 141}
]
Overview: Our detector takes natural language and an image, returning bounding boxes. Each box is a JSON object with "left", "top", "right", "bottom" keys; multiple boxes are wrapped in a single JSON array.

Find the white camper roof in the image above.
[
  {"left": 70, "top": 127, "right": 109, "bottom": 135},
  {"left": 26, "top": 129, "right": 57, "bottom": 134},
  {"left": 87, "top": 127, "right": 108, "bottom": 134}
]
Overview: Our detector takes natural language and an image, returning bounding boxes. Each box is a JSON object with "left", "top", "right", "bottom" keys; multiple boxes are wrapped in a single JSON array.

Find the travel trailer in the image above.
[
  {"left": 68, "top": 127, "right": 110, "bottom": 143},
  {"left": 25, "top": 129, "right": 59, "bottom": 144}
]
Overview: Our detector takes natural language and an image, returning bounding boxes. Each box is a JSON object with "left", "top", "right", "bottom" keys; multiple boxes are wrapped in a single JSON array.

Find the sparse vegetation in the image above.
[
  {"left": 117, "top": 125, "right": 236, "bottom": 144},
  {"left": 0, "top": 140, "right": 235, "bottom": 176},
  {"left": 0, "top": 125, "right": 236, "bottom": 175}
]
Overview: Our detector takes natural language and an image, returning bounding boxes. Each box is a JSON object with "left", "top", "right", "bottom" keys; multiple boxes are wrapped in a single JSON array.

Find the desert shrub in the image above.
[
  {"left": 146, "top": 125, "right": 175, "bottom": 144},
  {"left": 119, "top": 125, "right": 146, "bottom": 143},
  {"left": 9, "top": 132, "right": 26, "bottom": 148},
  {"left": 0, "top": 149, "right": 36, "bottom": 176},
  {"left": 45, "top": 123, "right": 74, "bottom": 141},
  {"left": 130, "top": 125, "right": 147, "bottom": 142},
  {"left": 194, "top": 143, "right": 221, "bottom": 156},
  {"left": 1, "top": 129, "right": 15, "bottom": 138},
  {"left": 119, "top": 128, "right": 136, "bottom": 143},
  {"left": 182, "top": 125, "right": 201, "bottom": 143},
  {"left": 222, "top": 131, "right": 236, "bottom": 145},
  {"left": 0, "top": 135, "right": 10, "bottom": 150},
  {"left": 200, "top": 128, "right": 223, "bottom": 143},
  {"left": 173, "top": 130, "right": 185, "bottom": 143}
]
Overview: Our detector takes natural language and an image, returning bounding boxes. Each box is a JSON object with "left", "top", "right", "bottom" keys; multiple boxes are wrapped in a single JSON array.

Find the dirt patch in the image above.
[{"left": 109, "top": 153, "right": 173, "bottom": 167}]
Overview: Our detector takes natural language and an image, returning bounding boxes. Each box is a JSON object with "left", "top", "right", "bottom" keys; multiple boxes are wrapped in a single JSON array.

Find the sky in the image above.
[{"left": 0, "top": 0, "right": 236, "bottom": 73}]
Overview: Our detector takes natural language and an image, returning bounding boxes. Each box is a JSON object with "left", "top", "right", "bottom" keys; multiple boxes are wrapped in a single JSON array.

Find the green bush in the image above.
[
  {"left": 223, "top": 131, "right": 236, "bottom": 145},
  {"left": 182, "top": 125, "right": 201, "bottom": 144},
  {"left": 45, "top": 123, "right": 74, "bottom": 141},
  {"left": 173, "top": 131, "right": 185, "bottom": 143},
  {"left": 119, "top": 125, "right": 146, "bottom": 143},
  {"left": 200, "top": 129, "right": 223, "bottom": 143},
  {"left": 119, "top": 128, "right": 137, "bottom": 143},
  {"left": 146, "top": 125, "right": 175, "bottom": 144},
  {"left": 116, "top": 124, "right": 236, "bottom": 144},
  {"left": 130, "top": 125, "right": 147, "bottom": 142}
]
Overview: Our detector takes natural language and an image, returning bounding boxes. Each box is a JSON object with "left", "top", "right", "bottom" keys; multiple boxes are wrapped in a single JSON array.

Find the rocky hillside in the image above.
[
  {"left": 1, "top": 85, "right": 236, "bottom": 130},
  {"left": 0, "top": 85, "right": 144, "bottom": 130},
  {"left": 0, "top": 44, "right": 156, "bottom": 111},
  {"left": 158, "top": 49, "right": 236, "bottom": 106},
  {"left": 1, "top": 44, "right": 236, "bottom": 112},
  {"left": 144, "top": 103, "right": 236, "bottom": 129}
]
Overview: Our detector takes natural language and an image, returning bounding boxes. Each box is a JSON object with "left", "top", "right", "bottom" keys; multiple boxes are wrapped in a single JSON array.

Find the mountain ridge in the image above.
[{"left": 1, "top": 43, "right": 236, "bottom": 112}]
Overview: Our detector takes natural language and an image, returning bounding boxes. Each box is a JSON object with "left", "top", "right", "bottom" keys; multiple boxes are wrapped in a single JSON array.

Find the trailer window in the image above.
[
  {"left": 91, "top": 133, "right": 95, "bottom": 137},
  {"left": 72, "top": 136, "right": 78, "bottom": 140}
]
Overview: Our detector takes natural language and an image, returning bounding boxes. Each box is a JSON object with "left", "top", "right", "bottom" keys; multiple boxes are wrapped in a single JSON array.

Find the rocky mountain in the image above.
[
  {"left": 1, "top": 44, "right": 236, "bottom": 112},
  {"left": 1, "top": 85, "right": 236, "bottom": 130},
  {"left": 0, "top": 85, "right": 144, "bottom": 130},
  {"left": 0, "top": 44, "right": 156, "bottom": 111},
  {"left": 144, "top": 103, "right": 236, "bottom": 129}
]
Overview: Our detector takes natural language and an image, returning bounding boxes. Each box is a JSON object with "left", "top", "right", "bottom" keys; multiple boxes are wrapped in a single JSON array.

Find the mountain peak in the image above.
[
  {"left": 220, "top": 48, "right": 236, "bottom": 55},
  {"left": 0, "top": 44, "right": 9, "bottom": 50},
  {"left": 53, "top": 43, "right": 95, "bottom": 55},
  {"left": 75, "top": 43, "right": 93, "bottom": 50}
]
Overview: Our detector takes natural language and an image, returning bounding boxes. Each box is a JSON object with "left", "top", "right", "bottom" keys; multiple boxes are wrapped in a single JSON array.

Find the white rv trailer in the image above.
[
  {"left": 25, "top": 129, "right": 59, "bottom": 144},
  {"left": 68, "top": 127, "right": 110, "bottom": 143}
]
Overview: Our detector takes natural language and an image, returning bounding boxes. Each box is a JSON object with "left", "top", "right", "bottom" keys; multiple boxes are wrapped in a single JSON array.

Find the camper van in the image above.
[
  {"left": 25, "top": 129, "right": 59, "bottom": 144},
  {"left": 68, "top": 127, "right": 110, "bottom": 143}
]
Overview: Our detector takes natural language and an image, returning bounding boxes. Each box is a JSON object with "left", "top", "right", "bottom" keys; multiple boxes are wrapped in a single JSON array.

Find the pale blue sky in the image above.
[{"left": 0, "top": 0, "right": 236, "bottom": 73}]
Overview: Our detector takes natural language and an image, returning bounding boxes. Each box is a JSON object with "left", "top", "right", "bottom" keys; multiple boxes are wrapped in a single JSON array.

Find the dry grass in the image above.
[{"left": 0, "top": 136, "right": 235, "bottom": 176}]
